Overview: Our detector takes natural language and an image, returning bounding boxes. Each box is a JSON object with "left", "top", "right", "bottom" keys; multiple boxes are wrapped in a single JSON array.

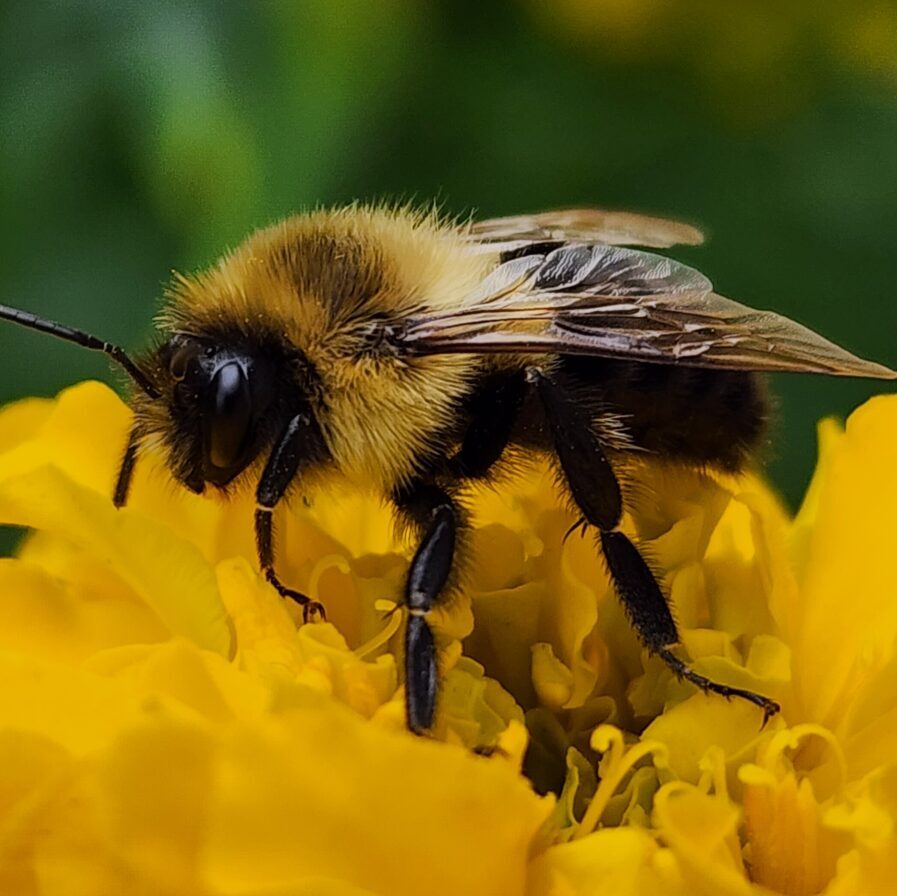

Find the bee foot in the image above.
[
  {"left": 303, "top": 600, "right": 327, "bottom": 624},
  {"left": 264, "top": 568, "right": 326, "bottom": 623},
  {"left": 657, "top": 646, "right": 780, "bottom": 726}
]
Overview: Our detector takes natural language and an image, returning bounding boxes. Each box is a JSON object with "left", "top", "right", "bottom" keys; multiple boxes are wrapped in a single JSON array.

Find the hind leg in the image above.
[{"left": 534, "top": 370, "right": 780, "bottom": 724}]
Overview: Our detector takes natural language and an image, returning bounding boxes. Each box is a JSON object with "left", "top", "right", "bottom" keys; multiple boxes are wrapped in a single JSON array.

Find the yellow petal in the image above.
[
  {"left": 0, "top": 466, "right": 231, "bottom": 656},
  {"left": 200, "top": 702, "right": 552, "bottom": 896},
  {"left": 0, "top": 382, "right": 128, "bottom": 496},
  {"left": 651, "top": 785, "right": 750, "bottom": 896},
  {"left": 643, "top": 696, "right": 780, "bottom": 785},
  {"left": 824, "top": 764, "right": 897, "bottom": 896},
  {"left": 91, "top": 716, "right": 214, "bottom": 893},
  {"left": 788, "top": 396, "right": 897, "bottom": 729},
  {"left": 467, "top": 581, "right": 546, "bottom": 707},
  {"left": 0, "top": 395, "right": 54, "bottom": 454},
  {"left": 0, "top": 651, "right": 149, "bottom": 756},
  {"left": 741, "top": 771, "right": 844, "bottom": 895},
  {"left": 526, "top": 827, "right": 675, "bottom": 896},
  {"left": 0, "top": 559, "right": 168, "bottom": 663}
]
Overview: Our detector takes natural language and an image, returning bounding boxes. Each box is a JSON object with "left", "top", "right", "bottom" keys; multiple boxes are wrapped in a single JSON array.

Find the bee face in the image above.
[{"left": 147, "top": 332, "right": 298, "bottom": 493}]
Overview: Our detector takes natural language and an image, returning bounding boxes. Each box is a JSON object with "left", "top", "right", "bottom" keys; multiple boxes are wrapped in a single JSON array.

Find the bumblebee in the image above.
[{"left": 2, "top": 205, "right": 894, "bottom": 733}]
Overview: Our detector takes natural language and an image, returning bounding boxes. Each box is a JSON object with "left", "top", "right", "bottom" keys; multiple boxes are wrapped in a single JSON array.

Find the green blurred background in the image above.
[{"left": 1, "top": 0, "right": 895, "bottom": 521}]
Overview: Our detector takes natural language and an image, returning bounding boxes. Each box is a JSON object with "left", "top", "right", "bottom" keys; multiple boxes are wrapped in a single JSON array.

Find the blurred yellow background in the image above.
[{"left": 1, "top": 0, "right": 895, "bottom": 509}]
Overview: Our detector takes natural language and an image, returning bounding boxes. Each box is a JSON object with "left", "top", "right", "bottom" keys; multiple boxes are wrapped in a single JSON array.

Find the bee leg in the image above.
[
  {"left": 112, "top": 425, "right": 141, "bottom": 508},
  {"left": 446, "top": 372, "right": 525, "bottom": 479},
  {"left": 255, "top": 411, "right": 329, "bottom": 624},
  {"left": 113, "top": 425, "right": 206, "bottom": 505},
  {"left": 393, "top": 482, "right": 459, "bottom": 735},
  {"left": 385, "top": 374, "right": 520, "bottom": 737},
  {"left": 254, "top": 510, "right": 324, "bottom": 623},
  {"left": 534, "top": 371, "right": 780, "bottom": 723}
]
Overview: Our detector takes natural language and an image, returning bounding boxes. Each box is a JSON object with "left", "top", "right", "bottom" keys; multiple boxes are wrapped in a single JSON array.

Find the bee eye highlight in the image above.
[{"left": 207, "top": 362, "right": 253, "bottom": 473}]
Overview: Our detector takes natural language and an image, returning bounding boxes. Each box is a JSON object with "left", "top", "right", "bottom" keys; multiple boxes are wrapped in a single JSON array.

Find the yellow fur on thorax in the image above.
[{"left": 161, "top": 205, "right": 495, "bottom": 492}]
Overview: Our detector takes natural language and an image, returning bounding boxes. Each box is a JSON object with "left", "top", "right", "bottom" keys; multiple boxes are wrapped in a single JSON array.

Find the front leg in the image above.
[
  {"left": 255, "top": 409, "right": 329, "bottom": 623},
  {"left": 393, "top": 482, "right": 460, "bottom": 734},
  {"left": 113, "top": 426, "right": 141, "bottom": 508},
  {"left": 534, "top": 370, "right": 780, "bottom": 724}
]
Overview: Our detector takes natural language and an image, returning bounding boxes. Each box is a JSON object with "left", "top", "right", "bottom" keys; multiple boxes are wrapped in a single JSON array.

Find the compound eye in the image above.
[
  {"left": 169, "top": 343, "right": 200, "bottom": 382},
  {"left": 207, "top": 362, "right": 253, "bottom": 471}
]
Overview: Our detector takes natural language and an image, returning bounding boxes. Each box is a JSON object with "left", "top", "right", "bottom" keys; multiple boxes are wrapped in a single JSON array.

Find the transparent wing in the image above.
[
  {"left": 462, "top": 208, "right": 705, "bottom": 252},
  {"left": 398, "top": 244, "right": 897, "bottom": 379}
]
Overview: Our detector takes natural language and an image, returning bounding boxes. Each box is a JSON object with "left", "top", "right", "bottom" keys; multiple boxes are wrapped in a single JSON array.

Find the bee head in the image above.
[{"left": 147, "top": 332, "right": 294, "bottom": 493}]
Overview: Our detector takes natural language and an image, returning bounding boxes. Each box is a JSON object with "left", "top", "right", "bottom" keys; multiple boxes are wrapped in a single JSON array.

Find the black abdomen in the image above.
[{"left": 554, "top": 356, "right": 768, "bottom": 471}]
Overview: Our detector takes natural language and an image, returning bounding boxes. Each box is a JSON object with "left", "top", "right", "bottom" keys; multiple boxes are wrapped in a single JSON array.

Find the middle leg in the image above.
[
  {"left": 392, "top": 481, "right": 460, "bottom": 735},
  {"left": 388, "top": 372, "right": 525, "bottom": 733}
]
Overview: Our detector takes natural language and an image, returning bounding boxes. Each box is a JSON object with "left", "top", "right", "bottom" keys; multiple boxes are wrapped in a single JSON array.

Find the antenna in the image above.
[{"left": 0, "top": 304, "right": 160, "bottom": 399}]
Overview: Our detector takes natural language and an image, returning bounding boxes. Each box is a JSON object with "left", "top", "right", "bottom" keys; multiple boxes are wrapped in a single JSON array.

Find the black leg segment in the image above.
[
  {"left": 254, "top": 509, "right": 324, "bottom": 623},
  {"left": 393, "top": 482, "right": 459, "bottom": 734},
  {"left": 405, "top": 614, "right": 438, "bottom": 734},
  {"left": 535, "top": 370, "right": 622, "bottom": 530},
  {"left": 113, "top": 426, "right": 140, "bottom": 508},
  {"left": 534, "top": 369, "right": 780, "bottom": 723},
  {"left": 406, "top": 504, "right": 456, "bottom": 613},
  {"left": 657, "top": 647, "right": 779, "bottom": 725},
  {"left": 446, "top": 372, "right": 525, "bottom": 480},
  {"left": 255, "top": 409, "right": 329, "bottom": 623},
  {"left": 389, "top": 374, "right": 521, "bottom": 734},
  {"left": 599, "top": 530, "right": 678, "bottom": 649}
]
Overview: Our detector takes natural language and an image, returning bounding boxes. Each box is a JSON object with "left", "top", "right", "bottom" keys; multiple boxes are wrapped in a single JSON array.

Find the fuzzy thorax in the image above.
[{"left": 143, "top": 205, "right": 495, "bottom": 492}]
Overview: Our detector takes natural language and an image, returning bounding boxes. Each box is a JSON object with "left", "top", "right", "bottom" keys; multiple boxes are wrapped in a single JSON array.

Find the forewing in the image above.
[
  {"left": 399, "top": 244, "right": 897, "bottom": 379},
  {"left": 462, "top": 208, "right": 705, "bottom": 251}
]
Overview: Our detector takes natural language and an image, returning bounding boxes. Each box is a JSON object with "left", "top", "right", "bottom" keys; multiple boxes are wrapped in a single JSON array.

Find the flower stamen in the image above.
[
  {"left": 574, "top": 724, "right": 669, "bottom": 839},
  {"left": 354, "top": 599, "right": 405, "bottom": 659}
]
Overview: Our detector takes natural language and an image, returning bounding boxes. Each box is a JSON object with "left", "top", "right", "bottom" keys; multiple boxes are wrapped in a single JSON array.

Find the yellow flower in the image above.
[{"left": 0, "top": 380, "right": 895, "bottom": 895}]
